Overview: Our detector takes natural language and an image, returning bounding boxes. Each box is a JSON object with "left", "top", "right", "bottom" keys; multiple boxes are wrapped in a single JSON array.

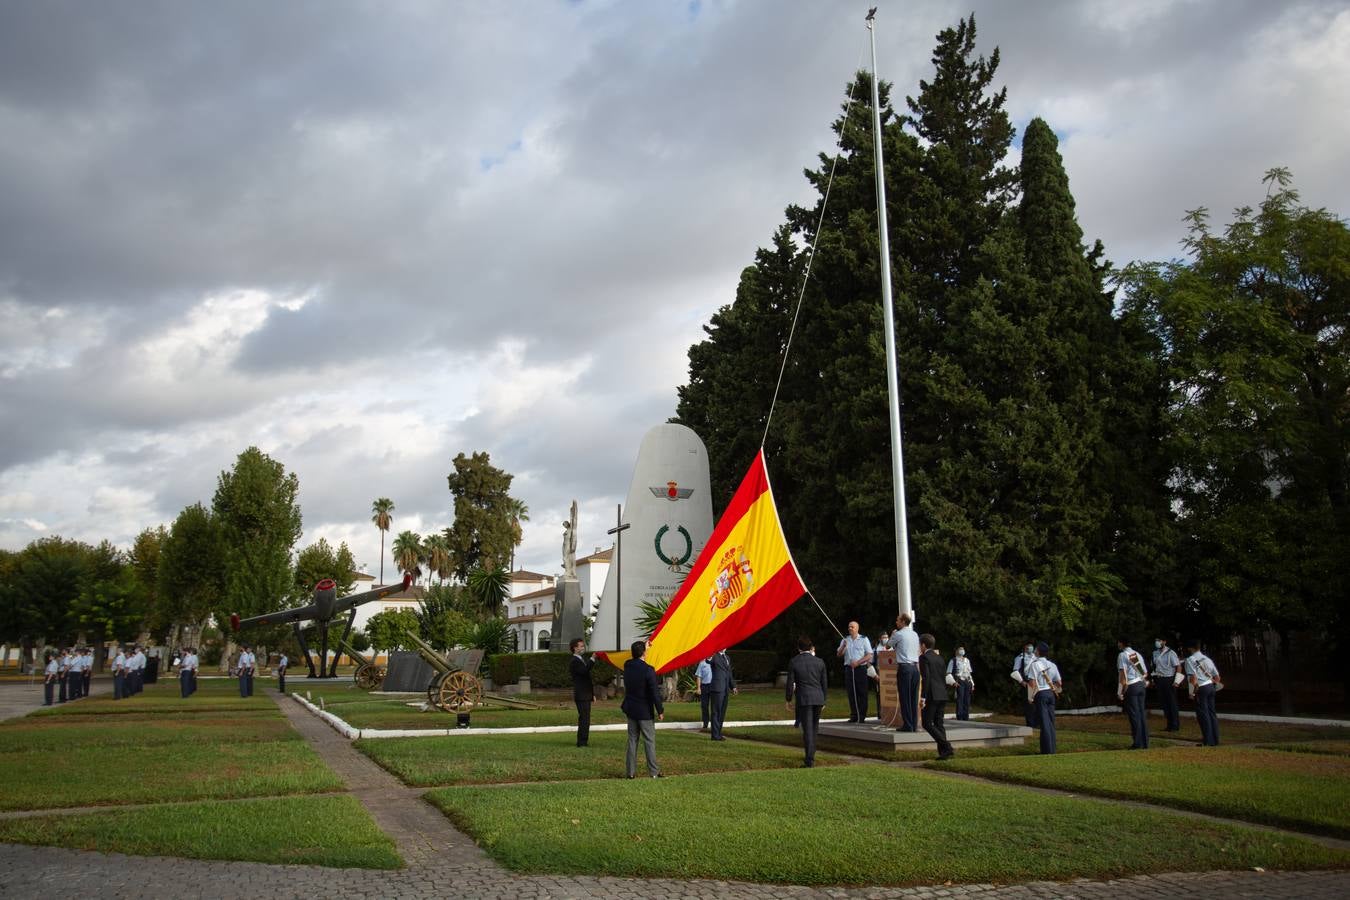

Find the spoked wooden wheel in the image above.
[
  {"left": 427, "top": 677, "right": 442, "bottom": 707},
  {"left": 354, "top": 664, "right": 378, "bottom": 690},
  {"left": 436, "top": 671, "right": 483, "bottom": 712}
]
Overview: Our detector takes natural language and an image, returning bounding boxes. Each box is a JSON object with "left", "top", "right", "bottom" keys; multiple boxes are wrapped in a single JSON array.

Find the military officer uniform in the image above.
[
  {"left": 111, "top": 648, "right": 127, "bottom": 700},
  {"left": 1011, "top": 645, "right": 1036, "bottom": 727},
  {"left": 43, "top": 655, "right": 59, "bottom": 706},
  {"left": 1185, "top": 645, "right": 1222, "bottom": 746},
  {"left": 1151, "top": 639, "right": 1181, "bottom": 731},
  {"left": 946, "top": 649, "right": 974, "bottom": 720},
  {"left": 238, "top": 647, "right": 255, "bottom": 697},
  {"left": 1117, "top": 641, "right": 1150, "bottom": 749},
  {"left": 1028, "top": 644, "right": 1061, "bottom": 754}
]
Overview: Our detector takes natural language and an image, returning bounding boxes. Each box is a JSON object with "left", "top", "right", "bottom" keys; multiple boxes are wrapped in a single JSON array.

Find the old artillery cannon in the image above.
[
  {"left": 398, "top": 628, "right": 540, "bottom": 713},
  {"left": 339, "top": 639, "right": 386, "bottom": 691},
  {"left": 400, "top": 629, "right": 486, "bottom": 712}
]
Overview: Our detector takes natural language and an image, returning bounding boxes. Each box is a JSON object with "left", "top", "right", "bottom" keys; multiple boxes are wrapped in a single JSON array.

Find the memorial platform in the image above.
[{"left": 817, "top": 718, "right": 1033, "bottom": 749}]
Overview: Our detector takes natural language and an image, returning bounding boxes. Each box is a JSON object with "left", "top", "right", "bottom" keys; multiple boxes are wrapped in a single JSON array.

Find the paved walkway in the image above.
[
  {"left": 0, "top": 676, "right": 111, "bottom": 722},
  {"left": 1, "top": 689, "right": 1347, "bottom": 899}
]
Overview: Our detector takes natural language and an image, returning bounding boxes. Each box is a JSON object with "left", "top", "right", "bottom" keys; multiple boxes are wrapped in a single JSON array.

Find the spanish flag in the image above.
[{"left": 643, "top": 449, "right": 806, "bottom": 675}]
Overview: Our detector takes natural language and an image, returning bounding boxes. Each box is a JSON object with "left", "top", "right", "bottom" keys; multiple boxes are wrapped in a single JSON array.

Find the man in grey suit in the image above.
[
  {"left": 707, "top": 649, "right": 737, "bottom": 741},
  {"left": 785, "top": 636, "right": 828, "bottom": 767}
]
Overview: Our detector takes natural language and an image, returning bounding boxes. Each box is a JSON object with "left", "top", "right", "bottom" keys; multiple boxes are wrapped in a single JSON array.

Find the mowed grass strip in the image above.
[
  {"left": 1256, "top": 740, "right": 1350, "bottom": 757},
  {"left": 940, "top": 746, "right": 1350, "bottom": 838},
  {"left": 31, "top": 680, "right": 278, "bottom": 718},
  {"left": 426, "top": 765, "right": 1347, "bottom": 885},
  {"left": 988, "top": 713, "right": 1350, "bottom": 746},
  {"left": 0, "top": 740, "right": 343, "bottom": 811},
  {"left": 327, "top": 687, "right": 794, "bottom": 731},
  {"left": 0, "top": 795, "right": 401, "bottom": 869},
  {"left": 0, "top": 716, "right": 297, "bottom": 752},
  {"left": 727, "top": 724, "right": 1181, "bottom": 761},
  {"left": 357, "top": 729, "right": 837, "bottom": 787}
]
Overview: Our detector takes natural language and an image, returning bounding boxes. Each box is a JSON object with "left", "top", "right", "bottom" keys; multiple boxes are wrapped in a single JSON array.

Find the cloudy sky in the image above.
[{"left": 2, "top": 0, "right": 1347, "bottom": 581}]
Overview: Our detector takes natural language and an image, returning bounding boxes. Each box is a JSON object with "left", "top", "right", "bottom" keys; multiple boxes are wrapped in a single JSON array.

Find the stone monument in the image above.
[{"left": 551, "top": 500, "right": 585, "bottom": 651}]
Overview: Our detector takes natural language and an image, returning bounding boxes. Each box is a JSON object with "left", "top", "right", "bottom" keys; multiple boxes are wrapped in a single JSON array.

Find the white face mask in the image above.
[
  {"left": 1154, "top": 640, "right": 1162, "bottom": 649},
  {"left": 1024, "top": 645, "right": 1033, "bottom": 654},
  {"left": 957, "top": 649, "right": 965, "bottom": 657}
]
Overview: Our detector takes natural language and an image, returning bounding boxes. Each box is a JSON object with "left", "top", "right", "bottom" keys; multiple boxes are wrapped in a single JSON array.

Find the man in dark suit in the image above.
[
  {"left": 707, "top": 648, "right": 737, "bottom": 741},
  {"left": 785, "top": 636, "right": 828, "bottom": 767},
  {"left": 569, "top": 638, "right": 596, "bottom": 747},
  {"left": 620, "top": 640, "right": 664, "bottom": 778},
  {"left": 918, "top": 633, "right": 954, "bottom": 760}
]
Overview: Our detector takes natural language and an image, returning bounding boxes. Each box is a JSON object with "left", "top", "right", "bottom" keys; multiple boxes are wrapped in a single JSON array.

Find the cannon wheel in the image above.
[
  {"left": 435, "top": 671, "right": 483, "bottom": 713},
  {"left": 354, "top": 664, "right": 379, "bottom": 690},
  {"left": 427, "top": 675, "right": 443, "bottom": 708}
]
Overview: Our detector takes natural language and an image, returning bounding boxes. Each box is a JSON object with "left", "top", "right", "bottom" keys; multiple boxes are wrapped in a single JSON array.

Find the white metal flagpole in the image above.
[{"left": 866, "top": 8, "right": 915, "bottom": 621}]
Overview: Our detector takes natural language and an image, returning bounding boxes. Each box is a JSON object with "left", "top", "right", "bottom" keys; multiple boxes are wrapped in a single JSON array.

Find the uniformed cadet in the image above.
[
  {"left": 1117, "top": 638, "right": 1150, "bottom": 749},
  {"left": 179, "top": 646, "right": 196, "bottom": 698},
  {"left": 57, "top": 649, "right": 69, "bottom": 703},
  {"left": 111, "top": 646, "right": 127, "bottom": 700},
  {"left": 67, "top": 648, "right": 83, "bottom": 701},
  {"left": 129, "top": 645, "right": 144, "bottom": 695},
  {"left": 277, "top": 652, "right": 288, "bottom": 694},
  {"left": 187, "top": 647, "right": 199, "bottom": 695},
  {"left": 1151, "top": 636, "right": 1182, "bottom": 732},
  {"left": 42, "top": 652, "right": 59, "bottom": 706},
  {"left": 1010, "top": 642, "right": 1036, "bottom": 727},
  {"left": 81, "top": 648, "right": 92, "bottom": 697},
  {"left": 946, "top": 646, "right": 975, "bottom": 720},
  {"left": 835, "top": 622, "right": 873, "bottom": 723},
  {"left": 1027, "top": 642, "right": 1061, "bottom": 754},
  {"left": 1184, "top": 640, "right": 1222, "bottom": 746},
  {"left": 237, "top": 644, "right": 255, "bottom": 697}
]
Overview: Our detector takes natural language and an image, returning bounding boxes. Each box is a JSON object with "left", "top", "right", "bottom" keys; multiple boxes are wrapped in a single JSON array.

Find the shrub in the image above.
[
  {"left": 488, "top": 652, "right": 620, "bottom": 688},
  {"left": 727, "top": 650, "right": 779, "bottom": 683}
]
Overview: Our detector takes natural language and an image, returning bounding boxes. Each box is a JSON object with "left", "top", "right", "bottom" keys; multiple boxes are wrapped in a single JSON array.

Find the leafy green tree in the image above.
[
  {"left": 371, "top": 497, "right": 395, "bottom": 585},
  {"left": 128, "top": 526, "right": 166, "bottom": 637},
  {"left": 156, "top": 503, "right": 225, "bottom": 646},
  {"left": 444, "top": 452, "right": 518, "bottom": 581},
  {"left": 1118, "top": 169, "right": 1349, "bottom": 711},
  {"left": 293, "top": 537, "right": 358, "bottom": 600},
  {"left": 8, "top": 537, "right": 92, "bottom": 646},
  {"left": 74, "top": 540, "right": 147, "bottom": 654},
  {"left": 391, "top": 530, "right": 424, "bottom": 583},
  {"left": 415, "top": 585, "right": 470, "bottom": 650},
  {"left": 366, "top": 608, "right": 420, "bottom": 652},
  {"left": 465, "top": 565, "right": 510, "bottom": 620},
  {"left": 210, "top": 447, "right": 303, "bottom": 632}
]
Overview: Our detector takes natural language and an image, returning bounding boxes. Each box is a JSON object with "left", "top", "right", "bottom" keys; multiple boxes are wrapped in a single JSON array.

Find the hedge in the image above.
[{"left": 488, "top": 649, "right": 782, "bottom": 688}]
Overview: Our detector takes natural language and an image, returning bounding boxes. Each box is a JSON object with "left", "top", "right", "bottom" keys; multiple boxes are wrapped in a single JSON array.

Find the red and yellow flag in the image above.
[{"left": 644, "top": 449, "right": 806, "bottom": 674}]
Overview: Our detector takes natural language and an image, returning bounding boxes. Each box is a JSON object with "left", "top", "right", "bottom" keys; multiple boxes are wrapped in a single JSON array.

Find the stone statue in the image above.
[{"left": 562, "top": 500, "right": 578, "bottom": 579}]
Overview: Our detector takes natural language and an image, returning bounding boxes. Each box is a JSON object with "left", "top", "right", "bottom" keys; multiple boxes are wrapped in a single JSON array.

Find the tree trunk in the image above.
[
  {"left": 220, "top": 638, "right": 236, "bottom": 673},
  {"left": 1277, "top": 628, "right": 1295, "bottom": 716}
]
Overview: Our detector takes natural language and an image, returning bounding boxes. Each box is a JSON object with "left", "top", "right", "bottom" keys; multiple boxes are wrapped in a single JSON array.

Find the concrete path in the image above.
[
  {"left": 1, "top": 688, "right": 1347, "bottom": 898},
  {"left": 0, "top": 676, "right": 111, "bottom": 723}
]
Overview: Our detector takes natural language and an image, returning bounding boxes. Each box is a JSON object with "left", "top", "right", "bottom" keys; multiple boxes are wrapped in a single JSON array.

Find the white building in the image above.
[
  {"left": 506, "top": 548, "right": 611, "bottom": 653},
  {"left": 349, "top": 571, "right": 426, "bottom": 632}
]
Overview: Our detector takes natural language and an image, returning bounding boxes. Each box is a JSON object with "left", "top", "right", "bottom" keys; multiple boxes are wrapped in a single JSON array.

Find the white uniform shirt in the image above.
[
  {"left": 947, "top": 656, "right": 973, "bottom": 682},
  {"left": 112, "top": 652, "right": 126, "bottom": 673},
  {"left": 694, "top": 659, "right": 711, "bottom": 685},
  {"left": 132, "top": 651, "right": 145, "bottom": 671},
  {"left": 239, "top": 651, "right": 255, "bottom": 670},
  {"left": 1118, "top": 647, "right": 1148, "bottom": 685},
  {"left": 1185, "top": 651, "right": 1219, "bottom": 687},
  {"left": 837, "top": 635, "right": 873, "bottom": 666},
  {"left": 889, "top": 626, "right": 920, "bottom": 665},
  {"left": 278, "top": 654, "right": 288, "bottom": 671},
  {"left": 1028, "top": 656, "right": 1060, "bottom": 692},
  {"left": 1152, "top": 646, "right": 1180, "bottom": 677},
  {"left": 183, "top": 653, "right": 198, "bottom": 672},
  {"left": 45, "top": 659, "right": 59, "bottom": 679},
  {"left": 1011, "top": 651, "right": 1034, "bottom": 682}
]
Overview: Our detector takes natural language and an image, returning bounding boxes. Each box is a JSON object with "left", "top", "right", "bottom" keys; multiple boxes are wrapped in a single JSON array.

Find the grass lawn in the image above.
[
  {"left": 426, "top": 765, "right": 1348, "bottom": 885},
  {"left": 32, "top": 679, "right": 279, "bottom": 717},
  {"left": 307, "top": 684, "right": 796, "bottom": 731},
  {"left": 0, "top": 739, "right": 343, "bottom": 810},
  {"left": 939, "top": 746, "right": 1350, "bottom": 838},
  {"left": 1256, "top": 740, "right": 1350, "bottom": 757},
  {"left": 727, "top": 725, "right": 1180, "bottom": 761},
  {"left": 357, "top": 728, "right": 839, "bottom": 787},
  {"left": 988, "top": 712, "right": 1350, "bottom": 746},
  {"left": 0, "top": 715, "right": 298, "bottom": 752},
  {"left": 0, "top": 795, "right": 401, "bottom": 868}
]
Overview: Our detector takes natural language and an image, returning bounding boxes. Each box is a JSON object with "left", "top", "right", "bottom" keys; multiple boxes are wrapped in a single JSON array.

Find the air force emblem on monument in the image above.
[
  {"left": 709, "top": 546, "right": 754, "bottom": 620},
  {"left": 650, "top": 480, "right": 694, "bottom": 501}
]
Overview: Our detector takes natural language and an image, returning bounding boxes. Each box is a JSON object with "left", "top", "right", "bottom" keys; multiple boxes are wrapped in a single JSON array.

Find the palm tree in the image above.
[
  {"left": 391, "top": 530, "right": 424, "bottom": 584},
  {"left": 423, "top": 533, "right": 452, "bottom": 584},
  {"left": 371, "top": 498, "right": 395, "bottom": 585},
  {"left": 505, "top": 498, "right": 529, "bottom": 572},
  {"left": 466, "top": 565, "right": 510, "bottom": 619}
]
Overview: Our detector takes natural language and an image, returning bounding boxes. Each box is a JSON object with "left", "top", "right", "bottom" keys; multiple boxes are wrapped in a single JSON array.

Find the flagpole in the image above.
[{"left": 866, "top": 9, "right": 915, "bottom": 620}]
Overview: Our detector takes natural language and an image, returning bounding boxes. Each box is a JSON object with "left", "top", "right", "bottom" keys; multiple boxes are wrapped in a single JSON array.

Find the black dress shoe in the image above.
[{"left": 712, "top": 736, "right": 727, "bottom": 741}]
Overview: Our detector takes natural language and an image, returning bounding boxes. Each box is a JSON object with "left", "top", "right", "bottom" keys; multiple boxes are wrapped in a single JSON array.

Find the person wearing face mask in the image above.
[
  {"left": 1010, "top": 642, "right": 1037, "bottom": 728},
  {"left": 1150, "top": 636, "right": 1181, "bottom": 732},
  {"left": 946, "top": 645, "right": 974, "bottom": 720}
]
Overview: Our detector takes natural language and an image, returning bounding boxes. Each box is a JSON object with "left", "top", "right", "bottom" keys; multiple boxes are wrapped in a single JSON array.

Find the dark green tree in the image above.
[
  {"left": 293, "top": 537, "right": 358, "bottom": 600},
  {"left": 444, "top": 452, "right": 518, "bottom": 581},
  {"left": 366, "top": 608, "right": 420, "bottom": 652},
  {"left": 210, "top": 447, "right": 303, "bottom": 631},
  {"left": 74, "top": 540, "right": 146, "bottom": 653},
  {"left": 1118, "top": 169, "right": 1349, "bottom": 711},
  {"left": 156, "top": 503, "right": 225, "bottom": 647},
  {"left": 7, "top": 537, "right": 92, "bottom": 646}
]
